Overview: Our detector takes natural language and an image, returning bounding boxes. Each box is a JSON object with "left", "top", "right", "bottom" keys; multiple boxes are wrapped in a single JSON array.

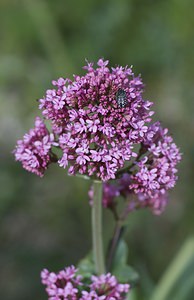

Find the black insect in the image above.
[{"left": 116, "top": 89, "right": 127, "bottom": 108}]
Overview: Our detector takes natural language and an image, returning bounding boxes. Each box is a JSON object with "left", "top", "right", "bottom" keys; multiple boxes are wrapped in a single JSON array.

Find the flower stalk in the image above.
[{"left": 92, "top": 180, "right": 105, "bottom": 275}]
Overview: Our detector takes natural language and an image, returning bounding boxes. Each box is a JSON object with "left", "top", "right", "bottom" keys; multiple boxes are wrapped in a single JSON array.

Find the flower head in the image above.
[
  {"left": 39, "top": 59, "right": 153, "bottom": 181},
  {"left": 14, "top": 59, "right": 181, "bottom": 187},
  {"left": 41, "top": 266, "right": 130, "bottom": 300},
  {"left": 90, "top": 273, "right": 129, "bottom": 299}
]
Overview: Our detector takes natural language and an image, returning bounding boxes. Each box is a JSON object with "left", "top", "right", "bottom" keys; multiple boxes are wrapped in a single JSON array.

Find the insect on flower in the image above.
[{"left": 116, "top": 89, "right": 127, "bottom": 108}]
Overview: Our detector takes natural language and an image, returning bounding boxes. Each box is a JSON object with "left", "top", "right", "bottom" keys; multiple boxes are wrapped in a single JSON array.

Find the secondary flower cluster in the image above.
[
  {"left": 130, "top": 122, "right": 181, "bottom": 196},
  {"left": 41, "top": 265, "right": 130, "bottom": 300},
  {"left": 14, "top": 117, "right": 56, "bottom": 177},
  {"left": 89, "top": 122, "right": 181, "bottom": 214}
]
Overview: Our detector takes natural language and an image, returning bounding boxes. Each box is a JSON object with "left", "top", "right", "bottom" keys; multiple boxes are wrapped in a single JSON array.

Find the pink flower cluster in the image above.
[
  {"left": 118, "top": 172, "right": 170, "bottom": 215},
  {"left": 41, "top": 265, "right": 130, "bottom": 300},
  {"left": 14, "top": 58, "right": 181, "bottom": 188},
  {"left": 130, "top": 122, "right": 181, "bottom": 197},
  {"left": 14, "top": 59, "right": 156, "bottom": 180},
  {"left": 13, "top": 117, "right": 56, "bottom": 177},
  {"left": 89, "top": 122, "right": 181, "bottom": 214}
]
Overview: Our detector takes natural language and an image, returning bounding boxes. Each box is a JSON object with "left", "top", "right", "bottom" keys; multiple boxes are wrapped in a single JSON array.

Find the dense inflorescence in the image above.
[
  {"left": 41, "top": 265, "right": 130, "bottom": 300},
  {"left": 14, "top": 59, "right": 155, "bottom": 181},
  {"left": 14, "top": 58, "right": 181, "bottom": 211}
]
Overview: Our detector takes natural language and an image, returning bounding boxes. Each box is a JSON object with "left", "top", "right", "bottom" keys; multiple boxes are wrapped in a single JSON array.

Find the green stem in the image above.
[{"left": 92, "top": 180, "right": 105, "bottom": 275}]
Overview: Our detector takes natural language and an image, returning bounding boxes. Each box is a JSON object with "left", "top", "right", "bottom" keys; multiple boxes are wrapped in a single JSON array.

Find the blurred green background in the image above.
[{"left": 0, "top": 0, "right": 194, "bottom": 299}]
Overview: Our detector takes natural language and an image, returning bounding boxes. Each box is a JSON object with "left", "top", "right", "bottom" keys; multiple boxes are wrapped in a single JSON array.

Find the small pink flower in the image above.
[{"left": 86, "top": 119, "right": 100, "bottom": 133}]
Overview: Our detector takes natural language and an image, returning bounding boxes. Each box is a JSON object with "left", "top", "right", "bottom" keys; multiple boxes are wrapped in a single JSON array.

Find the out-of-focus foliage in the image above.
[
  {"left": 0, "top": 0, "right": 194, "bottom": 299},
  {"left": 150, "top": 237, "right": 194, "bottom": 300}
]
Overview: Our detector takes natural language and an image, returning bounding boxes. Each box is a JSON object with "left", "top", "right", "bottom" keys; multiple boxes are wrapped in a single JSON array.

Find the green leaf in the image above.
[
  {"left": 112, "top": 239, "right": 129, "bottom": 268},
  {"left": 113, "top": 264, "right": 139, "bottom": 286},
  {"left": 173, "top": 272, "right": 194, "bottom": 300},
  {"left": 126, "top": 289, "right": 138, "bottom": 300},
  {"left": 150, "top": 237, "right": 194, "bottom": 300},
  {"left": 77, "top": 252, "right": 95, "bottom": 278},
  {"left": 111, "top": 239, "right": 139, "bottom": 286}
]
